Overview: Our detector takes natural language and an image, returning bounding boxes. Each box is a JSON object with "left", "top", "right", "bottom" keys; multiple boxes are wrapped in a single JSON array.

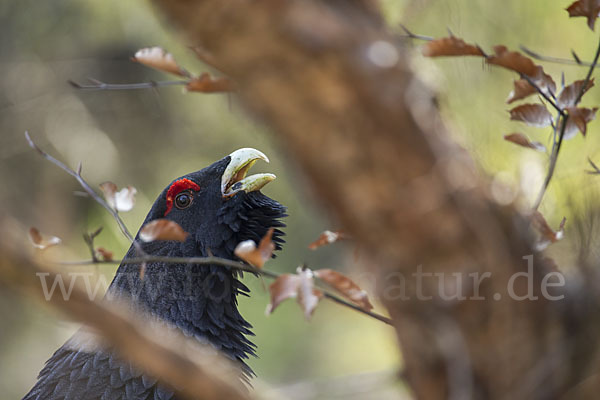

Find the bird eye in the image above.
[{"left": 174, "top": 191, "right": 193, "bottom": 209}]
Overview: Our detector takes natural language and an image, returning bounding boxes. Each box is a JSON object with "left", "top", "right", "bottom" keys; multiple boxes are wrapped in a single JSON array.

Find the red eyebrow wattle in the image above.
[{"left": 164, "top": 178, "right": 200, "bottom": 216}]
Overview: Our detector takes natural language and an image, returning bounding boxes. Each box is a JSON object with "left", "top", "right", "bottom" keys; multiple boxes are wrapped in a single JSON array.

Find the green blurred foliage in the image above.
[{"left": 0, "top": 0, "right": 598, "bottom": 398}]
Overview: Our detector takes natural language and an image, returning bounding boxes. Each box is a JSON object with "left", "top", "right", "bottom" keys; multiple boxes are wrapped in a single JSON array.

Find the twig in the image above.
[
  {"left": 82, "top": 227, "right": 103, "bottom": 262},
  {"left": 24, "top": 131, "right": 134, "bottom": 242},
  {"left": 69, "top": 78, "right": 189, "bottom": 91},
  {"left": 532, "top": 32, "right": 600, "bottom": 210},
  {"left": 587, "top": 157, "right": 600, "bottom": 175},
  {"left": 520, "top": 45, "right": 600, "bottom": 68},
  {"left": 533, "top": 114, "right": 569, "bottom": 210},
  {"left": 399, "top": 24, "right": 434, "bottom": 41},
  {"left": 519, "top": 74, "right": 562, "bottom": 114},
  {"left": 573, "top": 38, "right": 600, "bottom": 106},
  {"left": 321, "top": 290, "right": 392, "bottom": 325},
  {"left": 55, "top": 255, "right": 394, "bottom": 326}
]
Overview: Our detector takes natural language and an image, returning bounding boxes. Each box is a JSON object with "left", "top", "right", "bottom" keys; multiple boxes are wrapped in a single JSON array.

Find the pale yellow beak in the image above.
[{"left": 221, "top": 148, "right": 276, "bottom": 197}]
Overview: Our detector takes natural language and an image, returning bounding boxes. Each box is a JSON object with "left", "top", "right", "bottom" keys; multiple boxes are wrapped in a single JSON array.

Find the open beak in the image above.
[{"left": 221, "top": 148, "right": 276, "bottom": 197}]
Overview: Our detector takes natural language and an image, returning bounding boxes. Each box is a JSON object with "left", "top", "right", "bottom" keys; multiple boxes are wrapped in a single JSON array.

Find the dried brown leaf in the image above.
[
  {"left": 99, "top": 182, "right": 137, "bottom": 212},
  {"left": 139, "top": 219, "right": 189, "bottom": 242},
  {"left": 297, "top": 268, "right": 322, "bottom": 320},
  {"left": 99, "top": 182, "right": 117, "bottom": 206},
  {"left": 487, "top": 45, "right": 538, "bottom": 77},
  {"left": 531, "top": 211, "right": 566, "bottom": 250},
  {"left": 185, "top": 73, "right": 236, "bottom": 93},
  {"left": 95, "top": 247, "right": 114, "bottom": 261},
  {"left": 503, "top": 133, "right": 546, "bottom": 152},
  {"left": 115, "top": 186, "right": 137, "bottom": 212},
  {"left": 28, "top": 227, "right": 61, "bottom": 250},
  {"left": 308, "top": 230, "right": 348, "bottom": 250},
  {"left": 566, "top": 0, "right": 600, "bottom": 31},
  {"left": 266, "top": 267, "right": 323, "bottom": 320},
  {"left": 234, "top": 228, "right": 275, "bottom": 268},
  {"left": 132, "top": 47, "right": 190, "bottom": 77},
  {"left": 421, "top": 36, "right": 484, "bottom": 57},
  {"left": 314, "top": 269, "right": 373, "bottom": 310},
  {"left": 563, "top": 106, "right": 598, "bottom": 138},
  {"left": 507, "top": 79, "right": 537, "bottom": 104},
  {"left": 509, "top": 104, "right": 553, "bottom": 127},
  {"left": 266, "top": 274, "right": 301, "bottom": 315},
  {"left": 532, "top": 66, "right": 557, "bottom": 96},
  {"left": 557, "top": 79, "right": 595, "bottom": 108}
]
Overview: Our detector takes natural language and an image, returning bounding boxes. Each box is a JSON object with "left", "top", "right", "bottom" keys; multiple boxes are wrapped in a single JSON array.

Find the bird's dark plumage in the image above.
[{"left": 24, "top": 153, "right": 286, "bottom": 400}]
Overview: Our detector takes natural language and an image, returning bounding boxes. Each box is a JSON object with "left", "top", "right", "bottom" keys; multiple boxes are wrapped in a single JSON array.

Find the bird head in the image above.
[{"left": 137, "top": 148, "right": 286, "bottom": 259}]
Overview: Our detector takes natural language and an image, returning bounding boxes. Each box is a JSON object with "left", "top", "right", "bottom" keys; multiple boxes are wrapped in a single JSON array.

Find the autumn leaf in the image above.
[
  {"left": 509, "top": 104, "right": 553, "bottom": 127},
  {"left": 185, "top": 73, "right": 236, "bottom": 93},
  {"left": 314, "top": 269, "right": 373, "bottom": 310},
  {"left": 308, "top": 230, "right": 348, "bottom": 250},
  {"left": 99, "top": 182, "right": 137, "bottom": 212},
  {"left": 297, "top": 268, "right": 323, "bottom": 320},
  {"left": 487, "top": 45, "right": 538, "bottom": 77},
  {"left": 28, "top": 227, "right": 62, "bottom": 250},
  {"left": 507, "top": 79, "right": 537, "bottom": 104},
  {"left": 132, "top": 47, "right": 190, "bottom": 77},
  {"left": 139, "top": 219, "right": 189, "bottom": 242},
  {"left": 557, "top": 79, "right": 595, "bottom": 108},
  {"left": 503, "top": 133, "right": 546, "bottom": 152},
  {"left": 531, "top": 211, "right": 566, "bottom": 250},
  {"left": 99, "top": 181, "right": 117, "bottom": 203},
  {"left": 566, "top": 0, "right": 600, "bottom": 31},
  {"left": 421, "top": 36, "right": 484, "bottom": 57},
  {"left": 114, "top": 186, "right": 137, "bottom": 212},
  {"left": 95, "top": 247, "right": 114, "bottom": 261},
  {"left": 562, "top": 106, "right": 598, "bottom": 138},
  {"left": 234, "top": 228, "right": 275, "bottom": 268},
  {"left": 266, "top": 267, "right": 323, "bottom": 320},
  {"left": 266, "top": 274, "right": 302, "bottom": 315},
  {"left": 532, "top": 66, "right": 557, "bottom": 96}
]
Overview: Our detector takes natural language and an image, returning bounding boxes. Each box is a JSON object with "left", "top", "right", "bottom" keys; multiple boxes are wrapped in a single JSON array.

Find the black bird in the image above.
[{"left": 24, "top": 148, "right": 286, "bottom": 400}]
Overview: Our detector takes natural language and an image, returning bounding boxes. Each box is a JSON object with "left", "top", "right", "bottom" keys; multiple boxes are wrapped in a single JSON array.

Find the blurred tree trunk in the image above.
[{"left": 149, "top": 0, "right": 600, "bottom": 398}]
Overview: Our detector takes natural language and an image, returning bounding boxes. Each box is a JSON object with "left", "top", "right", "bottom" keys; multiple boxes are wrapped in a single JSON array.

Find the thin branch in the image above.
[
  {"left": 587, "top": 157, "right": 600, "bottom": 175},
  {"left": 321, "top": 290, "right": 392, "bottom": 325},
  {"left": 519, "top": 74, "right": 563, "bottom": 115},
  {"left": 533, "top": 114, "right": 568, "bottom": 210},
  {"left": 532, "top": 32, "right": 600, "bottom": 210},
  {"left": 25, "top": 131, "right": 134, "bottom": 242},
  {"left": 574, "top": 38, "right": 600, "bottom": 106},
  {"left": 399, "top": 24, "right": 434, "bottom": 41},
  {"left": 69, "top": 78, "right": 189, "bottom": 91},
  {"left": 55, "top": 255, "right": 394, "bottom": 326},
  {"left": 520, "top": 45, "right": 600, "bottom": 68},
  {"left": 82, "top": 227, "right": 103, "bottom": 262}
]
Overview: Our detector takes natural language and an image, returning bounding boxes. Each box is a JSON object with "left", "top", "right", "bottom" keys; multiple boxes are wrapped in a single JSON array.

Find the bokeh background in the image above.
[{"left": 1, "top": 0, "right": 598, "bottom": 398}]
